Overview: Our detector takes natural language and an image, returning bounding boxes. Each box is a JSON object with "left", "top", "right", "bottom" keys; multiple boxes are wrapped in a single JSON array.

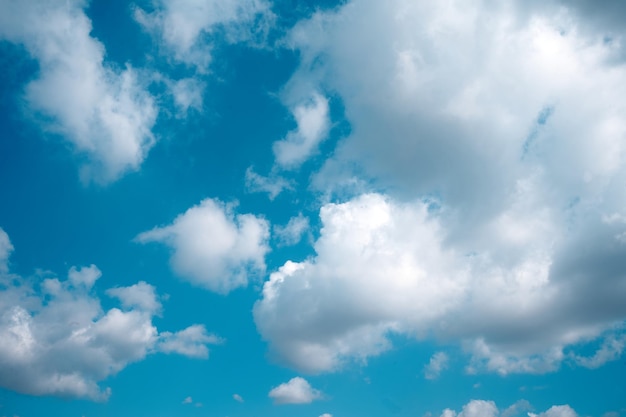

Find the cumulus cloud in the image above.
[
  {"left": 273, "top": 93, "right": 330, "bottom": 169},
  {"left": 183, "top": 396, "right": 193, "bottom": 404},
  {"left": 268, "top": 377, "right": 322, "bottom": 405},
  {"left": 0, "top": 229, "right": 215, "bottom": 401},
  {"left": 255, "top": 0, "right": 626, "bottom": 375},
  {"left": 135, "top": 0, "right": 273, "bottom": 71},
  {"left": 136, "top": 198, "right": 270, "bottom": 294},
  {"left": 424, "top": 352, "right": 449, "bottom": 380},
  {"left": 233, "top": 393, "right": 244, "bottom": 403},
  {"left": 441, "top": 400, "right": 576, "bottom": 417},
  {"left": 274, "top": 213, "right": 310, "bottom": 246},
  {"left": 255, "top": 194, "right": 626, "bottom": 374},
  {"left": 0, "top": 0, "right": 158, "bottom": 183}
]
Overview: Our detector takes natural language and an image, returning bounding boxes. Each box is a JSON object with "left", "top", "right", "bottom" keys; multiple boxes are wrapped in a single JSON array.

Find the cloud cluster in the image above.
[
  {"left": 0, "top": 229, "right": 217, "bottom": 401},
  {"left": 255, "top": 193, "right": 626, "bottom": 374},
  {"left": 135, "top": 0, "right": 273, "bottom": 71},
  {"left": 440, "top": 399, "right": 577, "bottom": 417},
  {"left": 137, "top": 198, "right": 270, "bottom": 294},
  {"left": 268, "top": 376, "right": 322, "bottom": 404},
  {"left": 0, "top": 0, "right": 158, "bottom": 183},
  {"left": 254, "top": 0, "right": 626, "bottom": 375}
]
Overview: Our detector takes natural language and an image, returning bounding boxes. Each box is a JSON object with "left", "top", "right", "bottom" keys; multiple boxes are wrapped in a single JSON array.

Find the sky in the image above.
[{"left": 0, "top": 0, "right": 626, "bottom": 416}]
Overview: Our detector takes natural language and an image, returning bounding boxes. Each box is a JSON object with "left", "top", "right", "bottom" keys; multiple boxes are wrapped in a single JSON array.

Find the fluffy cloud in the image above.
[
  {"left": 441, "top": 400, "right": 577, "bottom": 417},
  {"left": 135, "top": 0, "right": 273, "bottom": 71},
  {"left": 0, "top": 0, "right": 158, "bottom": 183},
  {"left": 268, "top": 377, "right": 322, "bottom": 405},
  {"left": 424, "top": 352, "right": 449, "bottom": 380},
  {"left": 233, "top": 393, "right": 244, "bottom": 403},
  {"left": 273, "top": 93, "right": 330, "bottom": 169},
  {"left": 0, "top": 229, "right": 216, "bottom": 401},
  {"left": 136, "top": 198, "right": 270, "bottom": 294},
  {"left": 255, "top": 194, "right": 626, "bottom": 374},
  {"left": 255, "top": 0, "right": 626, "bottom": 374},
  {"left": 158, "top": 324, "right": 222, "bottom": 358}
]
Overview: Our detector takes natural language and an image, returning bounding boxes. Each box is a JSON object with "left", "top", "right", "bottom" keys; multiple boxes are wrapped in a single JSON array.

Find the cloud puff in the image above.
[
  {"left": 268, "top": 377, "right": 322, "bottom": 405},
  {"left": 424, "top": 352, "right": 449, "bottom": 380},
  {"left": 273, "top": 213, "right": 309, "bottom": 246},
  {"left": 137, "top": 198, "right": 270, "bottom": 294},
  {"left": 233, "top": 393, "right": 244, "bottom": 403},
  {"left": 0, "top": 0, "right": 158, "bottom": 183},
  {"left": 135, "top": 0, "right": 273, "bottom": 71},
  {"left": 0, "top": 229, "right": 216, "bottom": 401},
  {"left": 254, "top": 194, "right": 626, "bottom": 374},
  {"left": 245, "top": 167, "right": 293, "bottom": 200},
  {"left": 442, "top": 400, "right": 577, "bottom": 417},
  {"left": 158, "top": 324, "right": 222, "bottom": 358},
  {"left": 273, "top": 93, "right": 330, "bottom": 169}
]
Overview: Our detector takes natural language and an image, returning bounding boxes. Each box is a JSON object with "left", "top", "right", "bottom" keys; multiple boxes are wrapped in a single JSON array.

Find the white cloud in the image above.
[
  {"left": 528, "top": 406, "right": 578, "bottom": 417},
  {"left": 68, "top": 265, "right": 102, "bottom": 290},
  {"left": 136, "top": 198, "right": 270, "bottom": 294},
  {"left": 135, "top": 0, "right": 273, "bottom": 71},
  {"left": 572, "top": 334, "right": 626, "bottom": 369},
  {"left": 268, "top": 377, "right": 322, "bottom": 405},
  {"left": 0, "top": 229, "right": 14, "bottom": 273},
  {"left": 158, "top": 324, "right": 222, "bottom": 358},
  {"left": 106, "top": 281, "right": 162, "bottom": 314},
  {"left": 424, "top": 352, "right": 449, "bottom": 380},
  {"left": 233, "top": 393, "right": 244, "bottom": 403},
  {"left": 254, "top": 193, "right": 626, "bottom": 374},
  {"left": 320, "top": 414, "right": 333, "bottom": 417},
  {"left": 441, "top": 400, "right": 577, "bottom": 417},
  {"left": 245, "top": 167, "right": 293, "bottom": 200},
  {"left": 183, "top": 396, "right": 193, "bottom": 404},
  {"left": 0, "top": 0, "right": 158, "bottom": 184},
  {"left": 274, "top": 214, "right": 309, "bottom": 246},
  {"left": 170, "top": 77, "right": 205, "bottom": 114},
  {"left": 0, "top": 229, "right": 215, "bottom": 401},
  {"left": 273, "top": 93, "right": 330, "bottom": 169},
  {"left": 255, "top": 0, "right": 626, "bottom": 375}
]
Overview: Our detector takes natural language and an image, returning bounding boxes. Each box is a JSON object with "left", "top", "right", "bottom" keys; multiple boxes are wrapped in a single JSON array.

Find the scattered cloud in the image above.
[
  {"left": 440, "top": 400, "right": 576, "bottom": 417},
  {"left": 134, "top": 0, "right": 274, "bottom": 72},
  {"left": 273, "top": 213, "right": 309, "bottom": 246},
  {"left": 158, "top": 324, "right": 222, "bottom": 358},
  {"left": 528, "top": 405, "right": 578, "bottom": 417},
  {"left": 320, "top": 414, "right": 333, "bottom": 417},
  {"left": 233, "top": 393, "right": 244, "bottom": 403},
  {"left": 245, "top": 167, "right": 293, "bottom": 200},
  {"left": 183, "top": 396, "right": 193, "bottom": 404},
  {"left": 0, "top": 229, "right": 215, "bottom": 401},
  {"left": 424, "top": 352, "right": 449, "bottom": 380},
  {"left": 268, "top": 377, "right": 322, "bottom": 405},
  {"left": 273, "top": 93, "right": 330, "bottom": 169},
  {"left": 0, "top": 0, "right": 158, "bottom": 184},
  {"left": 136, "top": 198, "right": 270, "bottom": 294}
]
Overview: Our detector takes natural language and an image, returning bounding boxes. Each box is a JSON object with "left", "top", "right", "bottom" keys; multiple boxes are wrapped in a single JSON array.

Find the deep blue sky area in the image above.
[{"left": 1, "top": 1, "right": 626, "bottom": 417}]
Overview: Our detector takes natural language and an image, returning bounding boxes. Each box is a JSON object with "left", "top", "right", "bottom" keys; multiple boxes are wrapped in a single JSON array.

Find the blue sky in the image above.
[{"left": 1, "top": 1, "right": 626, "bottom": 416}]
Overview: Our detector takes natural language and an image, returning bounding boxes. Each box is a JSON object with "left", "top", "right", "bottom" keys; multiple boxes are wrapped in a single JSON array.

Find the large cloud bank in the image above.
[{"left": 255, "top": 0, "right": 626, "bottom": 374}]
